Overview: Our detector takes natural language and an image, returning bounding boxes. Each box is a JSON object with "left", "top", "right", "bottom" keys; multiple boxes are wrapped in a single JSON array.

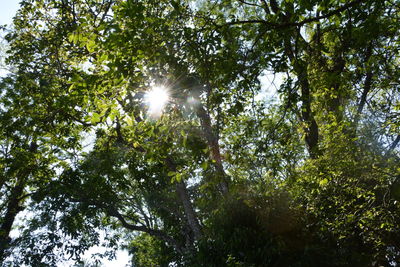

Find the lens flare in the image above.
[{"left": 144, "top": 85, "right": 169, "bottom": 118}]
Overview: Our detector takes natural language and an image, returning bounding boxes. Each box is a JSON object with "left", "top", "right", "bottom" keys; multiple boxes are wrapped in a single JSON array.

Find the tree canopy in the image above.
[{"left": 1, "top": 0, "right": 400, "bottom": 266}]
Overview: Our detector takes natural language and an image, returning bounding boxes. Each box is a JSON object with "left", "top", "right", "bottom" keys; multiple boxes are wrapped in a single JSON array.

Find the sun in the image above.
[{"left": 144, "top": 85, "right": 170, "bottom": 117}]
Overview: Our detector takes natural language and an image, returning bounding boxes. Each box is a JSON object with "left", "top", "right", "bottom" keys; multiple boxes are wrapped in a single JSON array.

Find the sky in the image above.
[
  {"left": 0, "top": 0, "right": 20, "bottom": 76},
  {"left": 0, "top": 0, "right": 19, "bottom": 26},
  {"left": 0, "top": 0, "right": 130, "bottom": 265}
]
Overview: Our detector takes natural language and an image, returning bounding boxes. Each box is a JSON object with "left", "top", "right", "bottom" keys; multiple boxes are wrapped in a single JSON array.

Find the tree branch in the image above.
[
  {"left": 196, "top": 103, "right": 229, "bottom": 193},
  {"left": 387, "top": 135, "right": 400, "bottom": 155},
  {"left": 237, "top": 0, "right": 262, "bottom": 8},
  {"left": 354, "top": 44, "right": 374, "bottom": 128},
  {"left": 106, "top": 206, "right": 185, "bottom": 254},
  {"left": 224, "top": 0, "right": 365, "bottom": 28},
  {"left": 165, "top": 157, "right": 202, "bottom": 242}
]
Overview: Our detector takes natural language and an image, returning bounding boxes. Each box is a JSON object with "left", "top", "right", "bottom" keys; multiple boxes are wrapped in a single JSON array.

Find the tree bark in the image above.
[{"left": 196, "top": 104, "right": 229, "bottom": 194}]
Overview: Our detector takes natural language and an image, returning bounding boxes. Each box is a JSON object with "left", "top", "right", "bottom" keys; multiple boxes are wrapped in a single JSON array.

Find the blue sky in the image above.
[{"left": 0, "top": 0, "right": 20, "bottom": 26}]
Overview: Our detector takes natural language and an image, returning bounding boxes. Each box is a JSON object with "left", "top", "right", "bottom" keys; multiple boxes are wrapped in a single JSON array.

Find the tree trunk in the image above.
[
  {"left": 0, "top": 183, "right": 24, "bottom": 261},
  {"left": 328, "top": 54, "right": 345, "bottom": 122},
  {"left": 175, "top": 181, "right": 202, "bottom": 241},
  {"left": 0, "top": 143, "right": 36, "bottom": 261},
  {"left": 294, "top": 60, "right": 320, "bottom": 158},
  {"left": 284, "top": 35, "right": 320, "bottom": 158},
  {"left": 165, "top": 157, "right": 202, "bottom": 244},
  {"left": 196, "top": 104, "right": 229, "bottom": 194}
]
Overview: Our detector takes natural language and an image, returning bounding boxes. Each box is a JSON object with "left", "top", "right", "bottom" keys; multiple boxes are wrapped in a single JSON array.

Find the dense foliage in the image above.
[{"left": 1, "top": 0, "right": 399, "bottom": 266}]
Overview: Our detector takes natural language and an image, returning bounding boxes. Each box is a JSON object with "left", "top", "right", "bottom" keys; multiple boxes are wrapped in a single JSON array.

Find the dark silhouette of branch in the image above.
[
  {"left": 106, "top": 206, "right": 185, "bottom": 254},
  {"left": 387, "top": 135, "right": 400, "bottom": 154},
  {"left": 225, "top": 0, "right": 364, "bottom": 28},
  {"left": 237, "top": 0, "right": 262, "bottom": 8},
  {"left": 68, "top": 194, "right": 186, "bottom": 254},
  {"left": 354, "top": 44, "right": 374, "bottom": 128}
]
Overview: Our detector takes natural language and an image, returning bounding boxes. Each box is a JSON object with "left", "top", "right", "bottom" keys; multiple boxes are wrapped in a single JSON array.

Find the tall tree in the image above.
[{"left": 1, "top": 0, "right": 400, "bottom": 266}]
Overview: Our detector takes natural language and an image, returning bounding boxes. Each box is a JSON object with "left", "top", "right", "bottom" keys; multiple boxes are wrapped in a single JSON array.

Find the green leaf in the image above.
[
  {"left": 201, "top": 161, "right": 208, "bottom": 171},
  {"left": 91, "top": 112, "right": 101, "bottom": 123},
  {"left": 86, "top": 39, "right": 96, "bottom": 53},
  {"left": 319, "top": 178, "right": 328, "bottom": 187}
]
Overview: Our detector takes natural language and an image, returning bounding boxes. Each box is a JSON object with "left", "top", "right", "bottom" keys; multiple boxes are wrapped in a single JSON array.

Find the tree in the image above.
[{"left": 1, "top": 0, "right": 400, "bottom": 266}]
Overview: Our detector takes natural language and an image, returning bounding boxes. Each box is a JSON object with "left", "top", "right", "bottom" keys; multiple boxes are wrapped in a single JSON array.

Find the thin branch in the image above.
[
  {"left": 355, "top": 43, "right": 374, "bottom": 119},
  {"left": 224, "top": 0, "right": 364, "bottom": 28},
  {"left": 67, "top": 194, "right": 186, "bottom": 254},
  {"left": 237, "top": 0, "right": 262, "bottom": 8},
  {"left": 260, "top": 0, "right": 271, "bottom": 14},
  {"left": 387, "top": 135, "right": 400, "bottom": 154}
]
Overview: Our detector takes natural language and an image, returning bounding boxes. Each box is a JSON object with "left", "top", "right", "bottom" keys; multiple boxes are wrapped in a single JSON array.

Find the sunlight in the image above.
[{"left": 144, "top": 85, "right": 170, "bottom": 117}]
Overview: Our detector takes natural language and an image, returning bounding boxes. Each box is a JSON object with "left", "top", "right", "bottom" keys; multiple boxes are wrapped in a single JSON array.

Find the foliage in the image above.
[{"left": 0, "top": 0, "right": 399, "bottom": 266}]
